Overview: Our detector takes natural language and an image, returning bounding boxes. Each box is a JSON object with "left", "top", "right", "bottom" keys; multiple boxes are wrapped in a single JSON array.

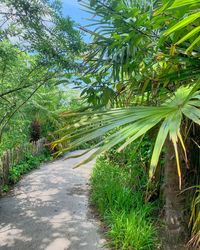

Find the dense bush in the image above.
[
  {"left": 90, "top": 151, "right": 159, "bottom": 250},
  {"left": 8, "top": 149, "right": 52, "bottom": 184}
]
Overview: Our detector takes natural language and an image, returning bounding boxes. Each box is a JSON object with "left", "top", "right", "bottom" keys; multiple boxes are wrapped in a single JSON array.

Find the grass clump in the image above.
[
  {"left": 107, "top": 210, "right": 157, "bottom": 250},
  {"left": 90, "top": 155, "right": 159, "bottom": 250}
]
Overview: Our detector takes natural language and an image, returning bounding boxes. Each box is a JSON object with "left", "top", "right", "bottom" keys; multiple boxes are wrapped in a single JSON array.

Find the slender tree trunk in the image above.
[{"left": 162, "top": 138, "right": 188, "bottom": 249}]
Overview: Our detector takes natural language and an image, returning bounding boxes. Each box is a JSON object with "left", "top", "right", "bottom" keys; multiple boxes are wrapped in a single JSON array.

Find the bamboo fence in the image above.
[{"left": 0, "top": 138, "right": 45, "bottom": 190}]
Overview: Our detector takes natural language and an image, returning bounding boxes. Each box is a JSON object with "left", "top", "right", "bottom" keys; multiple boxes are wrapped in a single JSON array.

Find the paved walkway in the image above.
[{"left": 0, "top": 150, "right": 107, "bottom": 250}]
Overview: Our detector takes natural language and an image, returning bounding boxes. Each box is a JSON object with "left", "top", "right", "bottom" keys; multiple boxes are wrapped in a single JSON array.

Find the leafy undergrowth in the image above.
[
  {"left": 1, "top": 149, "right": 52, "bottom": 193},
  {"left": 90, "top": 142, "right": 160, "bottom": 250}
]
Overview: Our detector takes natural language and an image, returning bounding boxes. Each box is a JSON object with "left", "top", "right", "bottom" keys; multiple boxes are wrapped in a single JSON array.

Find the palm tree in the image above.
[{"left": 54, "top": 0, "right": 200, "bottom": 247}]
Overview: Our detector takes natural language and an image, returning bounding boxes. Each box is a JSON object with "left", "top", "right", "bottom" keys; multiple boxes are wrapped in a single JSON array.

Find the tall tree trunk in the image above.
[{"left": 162, "top": 138, "right": 188, "bottom": 249}]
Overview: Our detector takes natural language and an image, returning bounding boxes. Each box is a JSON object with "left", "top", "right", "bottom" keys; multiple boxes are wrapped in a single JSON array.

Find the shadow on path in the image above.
[{"left": 0, "top": 150, "right": 107, "bottom": 250}]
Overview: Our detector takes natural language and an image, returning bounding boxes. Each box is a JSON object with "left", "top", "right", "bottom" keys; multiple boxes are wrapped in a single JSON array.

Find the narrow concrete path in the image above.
[{"left": 0, "top": 150, "right": 107, "bottom": 250}]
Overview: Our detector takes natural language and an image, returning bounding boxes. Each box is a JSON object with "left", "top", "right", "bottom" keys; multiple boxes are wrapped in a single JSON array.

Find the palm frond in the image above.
[{"left": 53, "top": 85, "right": 200, "bottom": 188}]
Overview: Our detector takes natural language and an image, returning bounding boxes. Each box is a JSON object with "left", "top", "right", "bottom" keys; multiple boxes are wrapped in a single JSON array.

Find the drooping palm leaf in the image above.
[{"left": 53, "top": 84, "right": 200, "bottom": 188}]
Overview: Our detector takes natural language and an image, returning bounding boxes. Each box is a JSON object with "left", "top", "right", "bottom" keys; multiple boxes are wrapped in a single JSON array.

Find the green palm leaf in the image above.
[
  {"left": 168, "top": 0, "right": 200, "bottom": 9},
  {"left": 164, "top": 12, "right": 200, "bottom": 37},
  {"left": 175, "top": 27, "right": 200, "bottom": 45},
  {"left": 54, "top": 85, "right": 200, "bottom": 188}
]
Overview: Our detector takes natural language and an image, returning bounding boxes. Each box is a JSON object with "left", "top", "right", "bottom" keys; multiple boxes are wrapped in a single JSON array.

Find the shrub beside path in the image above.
[{"left": 0, "top": 150, "right": 107, "bottom": 250}]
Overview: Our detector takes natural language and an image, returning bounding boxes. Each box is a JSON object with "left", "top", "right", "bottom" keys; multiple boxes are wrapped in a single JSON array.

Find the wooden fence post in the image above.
[{"left": 0, "top": 138, "right": 45, "bottom": 193}]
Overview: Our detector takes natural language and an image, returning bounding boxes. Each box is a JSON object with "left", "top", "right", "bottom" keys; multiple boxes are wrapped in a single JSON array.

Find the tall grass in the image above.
[
  {"left": 90, "top": 156, "right": 159, "bottom": 250},
  {"left": 107, "top": 210, "right": 157, "bottom": 250}
]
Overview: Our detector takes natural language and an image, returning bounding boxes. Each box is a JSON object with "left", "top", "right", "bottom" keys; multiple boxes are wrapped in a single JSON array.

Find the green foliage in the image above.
[
  {"left": 51, "top": 1, "right": 200, "bottom": 246},
  {"left": 160, "top": 0, "right": 200, "bottom": 52},
  {"left": 90, "top": 138, "right": 159, "bottom": 249},
  {"left": 107, "top": 210, "right": 158, "bottom": 250},
  {"left": 90, "top": 155, "right": 159, "bottom": 249},
  {"left": 0, "top": 41, "right": 82, "bottom": 153},
  {"left": 105, "top": 136, "right": 154, "bottom": 168},
  {"left": 0, "top": 0, "right": 199, "bottom": 247},
  {"left": 1, "top": 184, "right": 9, "bottom": 193},
  {"left": 55, "top": 85, "right": 200, "bottom": 190},
  {"left": 0, "top": 0, "right": 84, "bottom": 153},
  {"left": 0, "top": 0, "right": 84, "bottom": 66},
  {"left": 91, "top": 158, "right": 134, "bottom": 213},
  {"left": 189, "top": 185, "right": 200, "bottom": 247},
  {"left": 9, "top": 149, "right": 52, "bottom": 184}
]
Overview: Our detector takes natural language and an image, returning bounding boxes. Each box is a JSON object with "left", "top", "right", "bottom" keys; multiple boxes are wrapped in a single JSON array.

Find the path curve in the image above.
[{"left": 0, "top": 150, "right": 107, "bottom": 250}]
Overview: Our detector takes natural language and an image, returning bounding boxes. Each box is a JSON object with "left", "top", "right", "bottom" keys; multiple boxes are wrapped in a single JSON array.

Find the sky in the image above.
[
  {"left": 61, "top": 0, "right": 92, "bottom": 41},
  {"left": 62, "top": 0, "right": 90, "bottom": 26},
  {"left": 60, "top": 1, "right": 92, "bottom": 87}
]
